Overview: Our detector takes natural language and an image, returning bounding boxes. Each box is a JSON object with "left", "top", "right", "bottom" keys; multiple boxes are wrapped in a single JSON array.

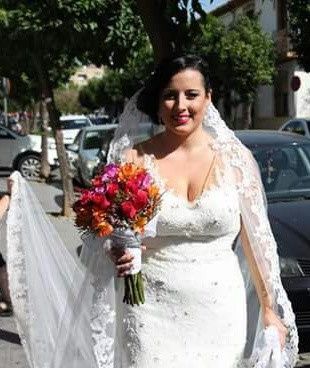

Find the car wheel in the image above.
[{"left": 17, "top": 154, "right": 41, "bottom": 180}]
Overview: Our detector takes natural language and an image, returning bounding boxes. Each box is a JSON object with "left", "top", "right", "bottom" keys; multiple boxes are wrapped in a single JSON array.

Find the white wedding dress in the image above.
[
  {"left": 5, "top": 102, "right": 298, "bottom": 368},
  {"left": 116, "top": 156, "right": 247, "bottom": 368}
]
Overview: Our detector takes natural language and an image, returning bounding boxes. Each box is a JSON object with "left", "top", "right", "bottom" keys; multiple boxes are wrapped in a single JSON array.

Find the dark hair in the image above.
[{"left": 137, "top": 54, "right": 211, "bottom": 124}]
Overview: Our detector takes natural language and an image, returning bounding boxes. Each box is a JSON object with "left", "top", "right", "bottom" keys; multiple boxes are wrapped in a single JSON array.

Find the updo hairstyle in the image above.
[{"left": 137, "top": 55, "right": 211, "bottom": 124}]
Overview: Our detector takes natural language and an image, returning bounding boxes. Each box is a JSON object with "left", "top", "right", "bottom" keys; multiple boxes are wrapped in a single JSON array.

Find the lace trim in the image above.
[{"left": 6, "top": 175, "right": 37, "bottom": 366}]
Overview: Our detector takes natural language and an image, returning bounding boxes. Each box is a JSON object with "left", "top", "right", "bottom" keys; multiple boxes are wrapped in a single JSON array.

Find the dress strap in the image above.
[{"left": 199, "top": 153, "right": 217, "bottom": 195}]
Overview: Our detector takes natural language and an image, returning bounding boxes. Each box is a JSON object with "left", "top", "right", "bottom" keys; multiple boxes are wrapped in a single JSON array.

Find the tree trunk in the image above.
[
  {"left": 241, "top": 101, "right": 252, "bottom": 130},
  {"left": 47, "top": 94, "right": 75, "bottom": 217},
  {"left": 135, "top": 0, "right": 174, "bottom": 63},
  {"left": 31, "top": 53, "right": 75, "bottom": 217},
  {"left": 39, "top": 97, "right": 51, "bottom": 180}
]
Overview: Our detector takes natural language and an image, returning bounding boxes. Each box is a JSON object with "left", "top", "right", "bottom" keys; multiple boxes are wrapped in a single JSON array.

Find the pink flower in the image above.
[{"left": 102, "top": 164, "right": 118, "bottom": 180}]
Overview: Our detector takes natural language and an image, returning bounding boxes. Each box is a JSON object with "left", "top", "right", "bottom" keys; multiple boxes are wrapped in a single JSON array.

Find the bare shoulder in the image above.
[
  {"left": 124, "top": 134, "right": 162, "bottom": 166},
  {"left": 133, "top": 133, "right": 163, "bottom": 156}
]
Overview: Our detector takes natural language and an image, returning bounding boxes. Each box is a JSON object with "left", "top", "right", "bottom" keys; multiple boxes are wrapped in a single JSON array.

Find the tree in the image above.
[
  {"left": 287, "top": 0, "right": 310, "bottom": 72},
  {"left": 0, "top": 0, "right": 130, "bottom": 216},
  {"left": 220, "top": 17, "right": 275, "bottom": 129},
  {"left": 79, "top": 41, "right": 154, "bottom": 113}
]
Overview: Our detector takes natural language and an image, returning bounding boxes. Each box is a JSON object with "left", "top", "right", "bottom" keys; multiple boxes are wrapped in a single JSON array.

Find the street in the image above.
[{"left": 0, "top": 173, "right": 310, "bottom": 368}]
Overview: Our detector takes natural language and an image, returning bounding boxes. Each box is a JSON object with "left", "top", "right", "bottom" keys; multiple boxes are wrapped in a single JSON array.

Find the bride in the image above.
[{"left": 6, "top": 55, "right": 298, "bottom": 368}]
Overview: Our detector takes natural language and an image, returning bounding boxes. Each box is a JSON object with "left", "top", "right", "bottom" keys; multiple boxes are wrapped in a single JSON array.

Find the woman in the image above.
[
  {"left": 106, "top": 54, "right": 297, "bottom": 367},
  {"left": 7, "top": 55, "right": 297, "bottom": 368},
  {"left": 0, "top": 182, "right": 12, "bottom": 317}
]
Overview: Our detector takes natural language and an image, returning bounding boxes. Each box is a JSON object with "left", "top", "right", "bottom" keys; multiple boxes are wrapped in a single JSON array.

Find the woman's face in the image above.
[{"left": 158, "top": 68, "right": 211, "bottom": 136}]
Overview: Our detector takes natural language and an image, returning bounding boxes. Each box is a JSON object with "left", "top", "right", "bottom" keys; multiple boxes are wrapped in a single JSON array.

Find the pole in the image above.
[{"left": 3, "top": 95, "right": 8, "bottom": 127}]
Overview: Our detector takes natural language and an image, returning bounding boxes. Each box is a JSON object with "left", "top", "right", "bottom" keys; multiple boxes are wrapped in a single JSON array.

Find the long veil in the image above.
[{"left": 5, "top": 94, "right": 298, "bottom": 368}]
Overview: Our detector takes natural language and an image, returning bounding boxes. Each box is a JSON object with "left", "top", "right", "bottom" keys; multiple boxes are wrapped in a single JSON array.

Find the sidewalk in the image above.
[{"left": 0, "top": 176, "right": 310, "bottom": 368}]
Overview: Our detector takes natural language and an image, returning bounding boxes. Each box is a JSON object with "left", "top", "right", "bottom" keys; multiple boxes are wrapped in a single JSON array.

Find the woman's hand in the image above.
[
  {"left": 263, "top": 306, "right": 288, "bottom": 349},
  {"left": 108, "top": 245, "right": 146, "bottom": 277}
]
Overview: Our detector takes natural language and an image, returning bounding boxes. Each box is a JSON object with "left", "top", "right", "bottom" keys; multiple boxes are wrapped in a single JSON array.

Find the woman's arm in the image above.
[
  {"left": 240, "top": 219, "right": 272, "bottom": 310},
  {"left": 0, "top": 178, "right": 12, "bottom": 220},
  {"left": 0, "top": 194, "right": 10, "bottom": 220},
  {"left": 240, "top": 219, "right": 288, "bottom": 348}
]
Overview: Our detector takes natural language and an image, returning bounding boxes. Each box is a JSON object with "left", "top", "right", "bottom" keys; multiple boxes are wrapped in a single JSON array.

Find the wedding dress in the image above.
[
  {"left": 115, "top": 154, "right": 247, "bottom": 367},
  {"left": 5, "top": 99, "right": 298, "bottom": 368}
]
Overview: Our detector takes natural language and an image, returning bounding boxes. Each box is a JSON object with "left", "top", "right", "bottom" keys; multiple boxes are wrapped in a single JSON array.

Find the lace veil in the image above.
[{"left": 5, "top": 94, "right": 298, "bottom": 368}]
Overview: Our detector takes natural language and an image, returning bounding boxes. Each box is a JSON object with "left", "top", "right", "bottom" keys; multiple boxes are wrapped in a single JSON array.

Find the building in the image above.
[
  {"left": 69, "top": 64, "right": 105, "bottom": 87},
  {"left": 212, "top": 0, "right": 310, "bottom": 129}
]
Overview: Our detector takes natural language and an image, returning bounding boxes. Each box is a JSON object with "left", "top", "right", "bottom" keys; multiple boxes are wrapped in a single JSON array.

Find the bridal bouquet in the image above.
[{"left": 73, "top": 162, "right": 161, "bottom": 306}]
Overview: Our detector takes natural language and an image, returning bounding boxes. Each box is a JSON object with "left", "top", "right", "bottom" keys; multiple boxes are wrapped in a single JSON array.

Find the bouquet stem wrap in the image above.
[{"left": 110, "top": 229, "right": 145, "bottom": 306}]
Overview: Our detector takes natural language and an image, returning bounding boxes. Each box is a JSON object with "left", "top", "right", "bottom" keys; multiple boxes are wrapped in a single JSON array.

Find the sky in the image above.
[{"left": 200, "top": 0, "right": 229, "bottom": 12}]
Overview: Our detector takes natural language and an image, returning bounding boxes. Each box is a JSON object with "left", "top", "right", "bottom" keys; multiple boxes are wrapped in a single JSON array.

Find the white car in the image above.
[
  {"left": 60, "top": 115, "right": 92, "bottom": 146},
  {"left": 0, "top": 125, "right": 58, "bottom": 179},
  {"left": 279, "top": 118, "right": 310, "bottom": 139}
]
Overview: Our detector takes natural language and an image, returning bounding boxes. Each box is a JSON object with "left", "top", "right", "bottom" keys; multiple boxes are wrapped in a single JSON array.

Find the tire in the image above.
[{"left": 17, "top": 154, "right": 41, "bottom": 180}]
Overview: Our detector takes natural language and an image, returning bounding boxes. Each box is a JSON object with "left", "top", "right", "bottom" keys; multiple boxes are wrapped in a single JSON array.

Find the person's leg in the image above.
[
  {"left": 0, "top": 253, "right": 11, "bottom": 303},
  {"left": 0, "top": 253, "right": 12, "bottom": 316}
]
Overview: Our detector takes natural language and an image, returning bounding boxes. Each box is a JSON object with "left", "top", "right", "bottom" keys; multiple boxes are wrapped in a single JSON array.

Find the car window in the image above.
[
  {"left": 252, "top": 145, "right": 310, "bottom": 194},
  {"left": 283, "top": 120, "right": 305, "bottom": 135},
  {"left": 0, "top": 127, "right": 15, "bottom": 139},
  {"left": 83, "top": 130, "right": 115, "bottom": 150},
  {"left": 306, "top": 120, "right": 310, "bottom": 133},
  {"left": 61, "top": 119, "right": 91, "bottom": 130},
  {"left": 73, "top": 130, "right": 83, "bottom": 146}
]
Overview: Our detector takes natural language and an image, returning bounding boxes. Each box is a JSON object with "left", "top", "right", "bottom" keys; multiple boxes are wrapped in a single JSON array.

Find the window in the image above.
[
  {"left": 61, "top": 119, "right": 91, "bottom": 130},
  {"left": 83, "top": 130, "right": 115, "bottom": 151},
  {"left": 306, "top": 120, "right": 310, "bottom": 133},
  {"left": 283, "top": 121, "right": 305, "bottom": 136},
  {"left": 0, "top": 127, "right": 14, "bottom": 139}
]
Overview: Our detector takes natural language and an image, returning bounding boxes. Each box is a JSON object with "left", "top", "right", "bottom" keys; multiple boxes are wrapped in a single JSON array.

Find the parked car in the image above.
[
  {"left": 67, "top": 122, "right": 160, "bottom": 187},
  {"left": 67, "top": 124, "right": 118, "bottom": 186},
  {"left": 0, "top": 125, "right": 58, "bottom": 179},
  {"left": 88, "top": 115, "right": 113, "bottom": 125},
  {"left": 279, "top": 118, "right": 310, "bottom": 139},
  {"left": 236, "top": 130, "right": 310, "bottom": 351},
  {"left": 60, "top": 115, "right": 92, "bottom": 147}
]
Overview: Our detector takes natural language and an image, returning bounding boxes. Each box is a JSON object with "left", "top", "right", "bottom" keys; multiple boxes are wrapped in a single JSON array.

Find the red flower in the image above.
[
  {"left": 92, "top": 194, "right": 110, "bottom": 210},
  {"left": 121, "top": 201, "right": 137, "bottom": 219},
  {"left": 125, "top": 179, "right": 139, "bottom": 194},
  {"left": 133, "top": 190, "right": 149, "bottom": 210},
  {"left": 106, "top": 182, "right": 119, "bottom": 198}
]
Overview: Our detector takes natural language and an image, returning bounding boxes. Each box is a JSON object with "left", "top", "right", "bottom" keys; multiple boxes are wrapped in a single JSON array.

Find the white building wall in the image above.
[
  {"left": 256, "top": 0, "right": 277, "bottom": 34},
  {"left": 295, "top": 71, "right": 310, "bottom": 118}
]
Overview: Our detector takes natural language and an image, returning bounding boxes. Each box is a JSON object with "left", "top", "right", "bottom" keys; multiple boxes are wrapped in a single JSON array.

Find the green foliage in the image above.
[
  {"left": 54, "top": 85, "right": 84, "bottom": 114},
  {"left": 220, "top": 16, "right": 275, "bottom": 102},
  {"left": 287, "top": 0, "right": 310, "bottom": 72},
  {"left": 187, "top": 15, "right": 275, "bottom": 103},
  {"left": 80, "top": 35, "right": 154, "bottom": 111}
]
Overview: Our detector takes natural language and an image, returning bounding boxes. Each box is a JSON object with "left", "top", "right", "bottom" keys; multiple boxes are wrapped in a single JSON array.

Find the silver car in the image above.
[
  {"left": 67, "top": 125, "right": 118, "bottom": 186},
  {"left": 67, "top": 122, "right": 160, "bottom": 187},
  {"left": 0, "top": 125, "right": 58, "bottom": 179}
]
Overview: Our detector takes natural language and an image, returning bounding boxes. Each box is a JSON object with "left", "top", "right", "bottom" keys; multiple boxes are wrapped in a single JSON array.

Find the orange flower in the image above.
[
  {"left": 133, "top": 216, "right": 148, "bottom": 233},
  {"left": 119, "top": 163, "right": 138, "bottom": 180},
  {"left": 148, "top": 184, "right": 159, "bottom": 197},
  {"left": 97, "top": 221, "right": 114, "bottom": 237}
]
